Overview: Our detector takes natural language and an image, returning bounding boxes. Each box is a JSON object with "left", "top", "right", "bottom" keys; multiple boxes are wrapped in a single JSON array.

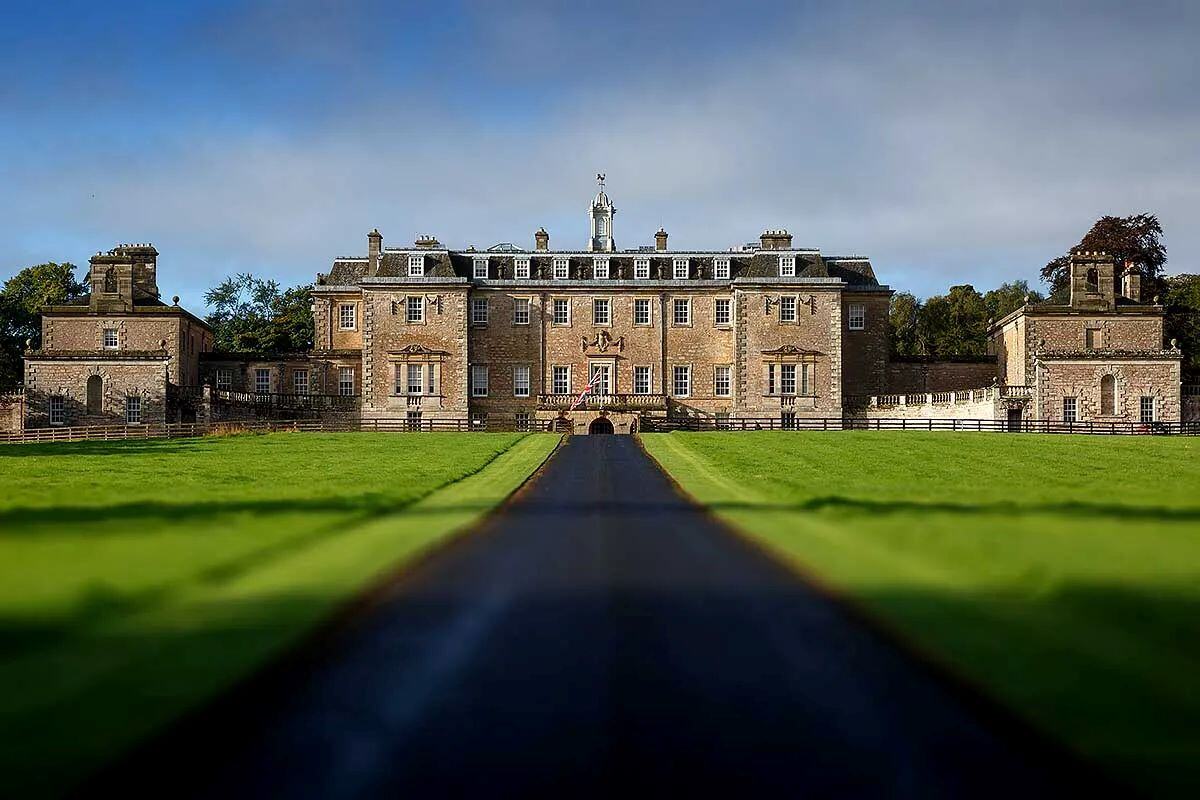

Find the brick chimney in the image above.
[
  {"left": 655, "top": 228, "right": 668, "bottom": 252},
  {"left": 759, "top": 229, "right": 793, "bottom": 250},
  {"left": 414, "top": 234, "right": 441, "bottom": 249},
  {"left": 367, "top": 228, "right": 382, "bottom": 276},
  {"left": 535, "top": 227, "right": 549, "bottom": 252}
]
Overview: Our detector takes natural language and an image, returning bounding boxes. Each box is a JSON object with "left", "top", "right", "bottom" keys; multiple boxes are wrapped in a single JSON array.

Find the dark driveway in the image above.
[{"left": 100, "top": 436, "right": 1094, "bottom": 798}]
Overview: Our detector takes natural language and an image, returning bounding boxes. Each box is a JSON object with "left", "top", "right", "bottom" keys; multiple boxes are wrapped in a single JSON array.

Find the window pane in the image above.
[
  {"left": 673, "top": 365, "right": 690, "bottom": 397},
  {"left": 513, "top": 365, "right": 530, "bottom": 397}
]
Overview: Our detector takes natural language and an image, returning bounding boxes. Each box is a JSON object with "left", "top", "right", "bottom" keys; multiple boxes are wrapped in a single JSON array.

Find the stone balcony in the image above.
[{"left": 536, "top": 393, "right": 667, "bottom": 411}]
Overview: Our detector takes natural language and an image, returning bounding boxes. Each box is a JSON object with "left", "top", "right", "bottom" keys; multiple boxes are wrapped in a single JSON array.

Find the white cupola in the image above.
[{"left": 588, "top": 173, "right": 616, "bottom": 252}]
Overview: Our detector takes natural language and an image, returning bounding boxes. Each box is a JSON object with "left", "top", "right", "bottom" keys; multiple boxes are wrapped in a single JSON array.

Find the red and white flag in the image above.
[{"left": 570, "top": 372, "right": 599, "bottom": 410}]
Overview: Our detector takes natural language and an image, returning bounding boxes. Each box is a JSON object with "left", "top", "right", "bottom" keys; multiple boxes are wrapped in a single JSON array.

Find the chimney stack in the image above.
[
  {"left": 535, "top": 227, "right": 549, "bottom": 252},
  {"left": 367, "top": 228, "right": 382, "bottom": 276},
  {"left": 655, "top": 228, "right": 668, "bottom": 252},
  {"left": 759, "top": 229, "right": 793, "bottom": 250}
]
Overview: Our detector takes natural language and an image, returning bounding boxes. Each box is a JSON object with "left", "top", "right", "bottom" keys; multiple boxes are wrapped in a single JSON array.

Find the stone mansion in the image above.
[{"left": 19, "top": 182, "right": 1188, "bottom": 433}]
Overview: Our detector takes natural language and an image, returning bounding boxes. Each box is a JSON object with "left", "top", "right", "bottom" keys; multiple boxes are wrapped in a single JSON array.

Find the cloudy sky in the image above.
[{"left": 2, "top": 0, "right": 1197, "bottom": 309}]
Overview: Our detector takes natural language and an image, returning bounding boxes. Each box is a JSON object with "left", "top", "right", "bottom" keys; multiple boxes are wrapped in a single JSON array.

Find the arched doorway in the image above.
[
  {"left": 588, "top": 417, "right": 614, "bottom": 435},
  {"left": 1100, "top": 374, "right": 1116, "bottom": 415},
  {"left": 86, "top": 375, "right": 103, "bottom": 415}
]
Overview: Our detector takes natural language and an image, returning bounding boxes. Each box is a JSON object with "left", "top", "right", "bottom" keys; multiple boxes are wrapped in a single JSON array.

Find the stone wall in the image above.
[
  {"left": 841, "top": 291, "right": 890, "bottom": 396},
  {"left": 0, "top": 393, "right": 23, "bottom": 432},
  {"left": 23, "top": 357, "right": 169, "bottom": 428},
  {"left": 313, "top": 292, "right": 365, "bottom": 352},
  {"left": 362, "top": 285, "right": 469, "bottom": 418},
  {"left": 1035, "top": 359, "right": 1181, "bottom": 422},
  {"left": 886, "top": 358, "right": 999, "bottom": 393},
  {"left": 1183, "top": 390, "right": 1200, "bottom": 422},
  {"left": 41, "top": 311, "right": 210, "bottom": 386}
]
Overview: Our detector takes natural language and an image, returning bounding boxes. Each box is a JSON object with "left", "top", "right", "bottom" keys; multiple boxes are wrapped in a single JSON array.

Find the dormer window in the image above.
[
  {"left": 408, "top": 255, "right": 425, "bottom": 277},
  {"left": 514, "top": 256, "right": 530, "bottom": 279},
  {"left": 634, "top": 258, "right": 651, "bottom": 280},
  {"left": 553, "top": 257, "right": 569, "bottom": 280},
  {"left": 714, "top": 257, "right": 731, "bottom": 280},
  {"left": 593, "top": 257, "right": 610, "bottom": 280},
  {"left": 779, "top": 255, "right": 796, "bottom": 277},
  {"left": 473, "top": 256, "right": 488, "bottom": 279},
  {"left": 673, "top": 257, "right": 689, "bottom": 280}
]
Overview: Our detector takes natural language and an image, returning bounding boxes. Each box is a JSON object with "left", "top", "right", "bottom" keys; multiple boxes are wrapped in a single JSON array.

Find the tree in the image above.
[
  {"left": 983, "top": 280, "right": 1044, "bottom": 322},
  {"left": 1164, "top": 274, "right": 1200, "bottom": 380},
  {"left": 888, "top": 291, "right": 923, "bottom": 356},
  {"left": 0, "top": 262, "right": 86, "bottom": 390},
  {"left": 203, "top": 274, "right": 314, "bottom": 353},
  {"left": 918, "top": 284, "right": 989, "bottom": 358},
  {"left": 1041, "top": 214, "right": 1167, "bottom": 300}
]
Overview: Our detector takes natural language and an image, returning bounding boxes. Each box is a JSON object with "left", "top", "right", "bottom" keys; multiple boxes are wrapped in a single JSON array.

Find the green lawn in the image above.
[
  {"left": 0, "top": 431, "right": 558, "bottom": 797},
  {"left": 642, "top": 431, "right": 1200, "bottom": 798}
]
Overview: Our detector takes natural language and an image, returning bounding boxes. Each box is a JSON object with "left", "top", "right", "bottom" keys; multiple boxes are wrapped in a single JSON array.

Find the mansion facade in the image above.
[{"left": 18, "top": 183, "right": 1188, "bottom": 433}]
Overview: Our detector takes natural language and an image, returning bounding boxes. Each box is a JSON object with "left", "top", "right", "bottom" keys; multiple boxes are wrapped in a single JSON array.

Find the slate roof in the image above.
[{"left": 317, "top": 248, "right": 881, "bottom": 287}]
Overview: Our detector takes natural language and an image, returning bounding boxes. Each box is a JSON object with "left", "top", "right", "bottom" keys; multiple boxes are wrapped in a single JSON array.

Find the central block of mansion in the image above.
[{"left": 21, "top": 183, "right": 1186, "bottom": 432}]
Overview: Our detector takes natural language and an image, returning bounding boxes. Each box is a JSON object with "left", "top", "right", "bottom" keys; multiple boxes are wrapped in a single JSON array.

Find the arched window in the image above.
[
  {"left": 596, "top": 217, "right": 606, "bottom": 236},
  {"left": 86, "top": 375, "right": 103, "bottom": 415},
  {"left": 1100, "top": 374, "right": 1116, "bottom": 416}
]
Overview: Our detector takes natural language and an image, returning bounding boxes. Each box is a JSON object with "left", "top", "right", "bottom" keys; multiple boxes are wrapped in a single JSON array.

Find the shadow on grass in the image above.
[
  {"left": 5, "top": 491, "right": 1200, "bottom": 534},
  {"left": 5, "top": 582, "right": 1197, "bottom": 799}
]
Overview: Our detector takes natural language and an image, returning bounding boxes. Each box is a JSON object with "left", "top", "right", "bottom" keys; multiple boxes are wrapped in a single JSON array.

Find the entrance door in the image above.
[
  {"left": 589, "top": 417, "right": 614, "bottom": 435},
  {"left": 589, "top": 362, "right": 612, "bottom": 397},
  {"left": 1007, "top": 408, "right": 1022, "bottom": 432}
]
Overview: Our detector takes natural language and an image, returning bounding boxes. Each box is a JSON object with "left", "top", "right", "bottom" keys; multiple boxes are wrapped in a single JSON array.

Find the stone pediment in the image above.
[
  {"left": 761, "top": 344, "right": 824, "bottom": 357},
  {"left": 389, "top": 344, "right": 448, "bottom": 358}
]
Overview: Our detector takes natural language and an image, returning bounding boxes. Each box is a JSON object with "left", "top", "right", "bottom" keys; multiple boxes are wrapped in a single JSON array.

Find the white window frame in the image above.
[
  {"left": 848, "top": 303, "right": 866, "bottom": 331},
  {"left": 408, "top": 254, "right": 425, "bottom": 277},
  {"left": 553, "top": 257, "right": 569, "bottom": 280},
  {"left": 406, "top": 295, "right": 424, "bottom": 324},
  {"left": 633, "top": 298, "right": 651, "bottom": 326},
  {"left": 633, "top": 365, "right": 652, "bottom": 395},
  {"left": 471, "top": 297, "right": 489, "bottom": 325},
  {"left": 779, "top": 255, "right": 796, "bottom": 277},
  {"left": 514, "top": 256, "right": 531, "bottom": 279},
  {"left": 513, "top": 364, "right": 531, "bottom": 397},
  {"left": 592, "top": 297, "right": 611, "bottom": 326},
  {"left": 255, "top": 368, "right": 271, "bottom": 394},
  {"left": 672, "top": 298, "right": 691, "bottom": 326},
  {"left": 405, "top": 364, "right": 424, "bottom": 395},
  {"left": 470, "top": 364, "right": 489, "bottom": 397},
  {"left": 714, "top": 365, "right": 732, "bottom": 397},
  {"left": 673, "top": 257, "right": 689, "bottom": 280},
  {"left": 49, "top": 395, "right": 65, "bottom": 426},
  {"left": 634, "top": 257, "right": 651, "bottom": 280},
  {"left": 780, "top": 363, "right": 797, "bottom": 395},
  {"left": 293, "top": 369, "right": 309, "bottom": 395},
  {"left": 552, "top": 365, "right": 571, "bottom": 395},
  {"left": 1063, "top": 396, "right": 1077, "bottom": 423},
  {"left": 215, "top": 368, "right": 232, "bottom": 391},
  {"left": 714, "top": 257, "right": 731, "bottom": 280},
  {"left": 338, "top": 303, "right": 357, "bottom": 331},
  {"left": 552, "top": 298, "right": 571, "bottom": 326},
  {"left": 780, "top": 296, "right": 797, "bottom": 323},
  {"left": 512, "top": 297, "right": 531, "bottom": 325},
  {"left": 1140, "top": 395, "right": 1156, "bottom": 423},
  {"left": 672, "top": 365, "right": 691, "bottom": 398},
  {"left": 338, "top": 367, "right": 355, "bottom": 397},
  {"left": 125, "top": 395, "right": 142, "bottom": 425},
  {"left": 102, "top": 327, "right": 118, "bottom": 349},
  {"left": 593, "top": 257, "right": 610, "bottom": 279},
  {"left": 473, "top": 256, "right": 488, "bottom": 279},
  {"left": 714, "top": 298, "right": 732, "bottom": 327}
]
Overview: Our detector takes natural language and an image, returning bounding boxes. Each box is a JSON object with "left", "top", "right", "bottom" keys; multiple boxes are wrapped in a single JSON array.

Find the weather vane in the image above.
[{"left": 596, "top": 172, "right": 606, "bottom": 189}]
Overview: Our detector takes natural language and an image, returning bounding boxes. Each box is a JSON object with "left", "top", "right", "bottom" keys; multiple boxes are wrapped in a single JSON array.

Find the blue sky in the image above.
[{"left": 2, "top": 0, "right": 1197, "bottom": 310}]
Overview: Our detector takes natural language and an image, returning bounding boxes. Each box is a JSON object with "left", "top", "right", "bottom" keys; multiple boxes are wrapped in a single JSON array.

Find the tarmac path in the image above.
[{"left": 99, "top": 435, "right": 1095, "bottom": 799}]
